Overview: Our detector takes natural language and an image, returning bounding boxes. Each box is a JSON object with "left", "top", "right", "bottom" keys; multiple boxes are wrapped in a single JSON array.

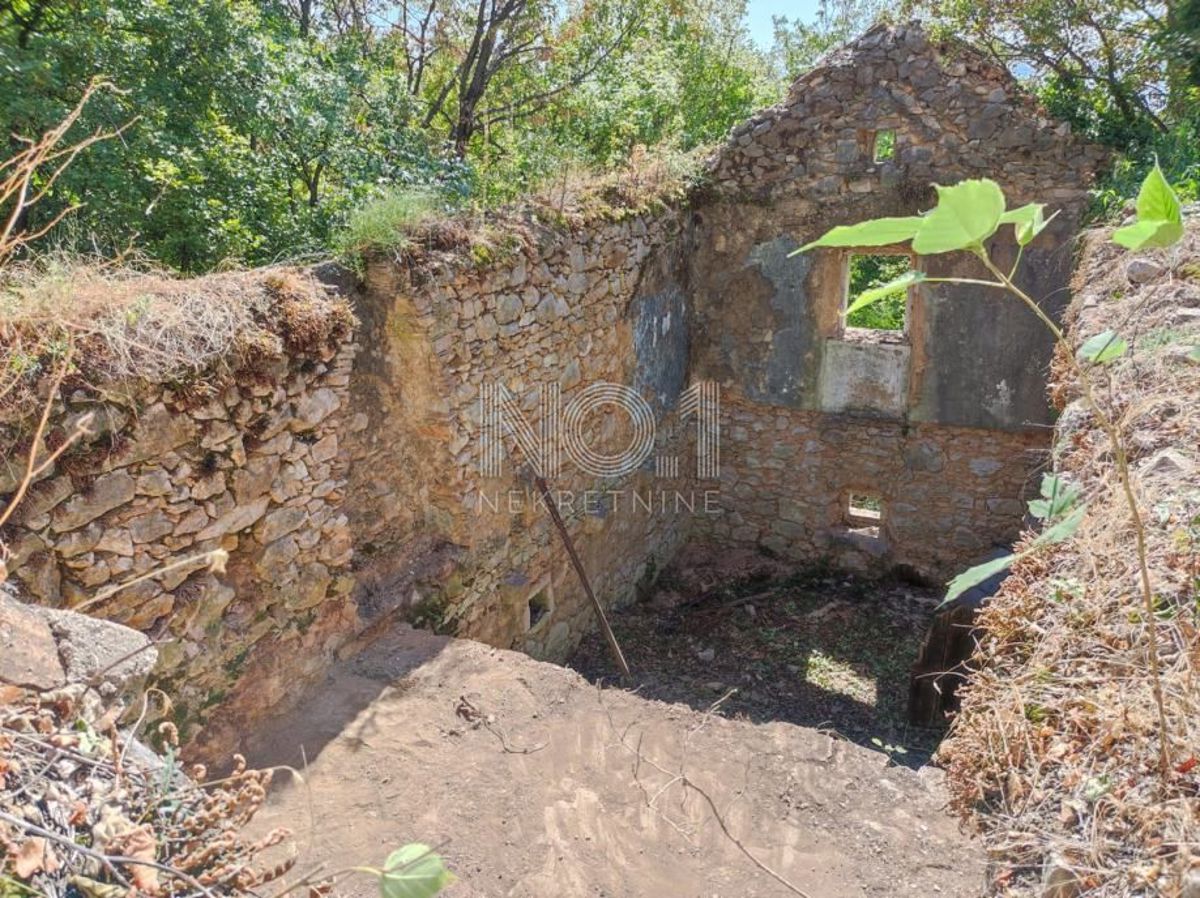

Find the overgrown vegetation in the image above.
[
  {"left": 0, "top": 0, "right": 795, "bottom": 272},
  {"left": 942, "top": 223, "right": 1200, "bottom": 896},
  {"left": 800, "top": 163, "right": 1196, "bottom": 894},
  {"left": 909, "top": 0, "right": 1200, "bottom": 219},
  {"left": 846, "top": 253, "right": 911, "bottom": 329},
  {"left": 0, "top": 2, "right": 1196, "bottom": 272},
  {"left": 334, "top": 187, "right": 446, "bottom": 263}
]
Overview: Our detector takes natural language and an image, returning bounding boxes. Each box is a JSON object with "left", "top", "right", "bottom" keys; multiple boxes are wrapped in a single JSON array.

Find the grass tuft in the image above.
[{"left": 335, "top": 187, "right": 445, "bottom": 267}]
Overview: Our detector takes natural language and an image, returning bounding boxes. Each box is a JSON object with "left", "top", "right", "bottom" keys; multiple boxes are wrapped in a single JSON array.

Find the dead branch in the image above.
[{"left": 0, "top": 79, "right": 136, "bottom": 266}]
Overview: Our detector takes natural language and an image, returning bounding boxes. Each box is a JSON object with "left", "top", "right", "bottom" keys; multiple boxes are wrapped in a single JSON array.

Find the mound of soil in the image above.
[{"left": 244, "top": 624, "right": 984, "bottom": 897}]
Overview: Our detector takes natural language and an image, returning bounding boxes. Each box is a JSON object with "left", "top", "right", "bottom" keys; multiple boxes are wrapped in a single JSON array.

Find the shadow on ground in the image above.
[{"left": 567, "top": 544, "right": 948, "bottom": 768}]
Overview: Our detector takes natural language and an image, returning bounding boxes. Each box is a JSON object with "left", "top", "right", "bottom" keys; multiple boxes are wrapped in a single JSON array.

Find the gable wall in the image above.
[{"left": 688, "top": 24, "right": 1106, "bottom": 577}]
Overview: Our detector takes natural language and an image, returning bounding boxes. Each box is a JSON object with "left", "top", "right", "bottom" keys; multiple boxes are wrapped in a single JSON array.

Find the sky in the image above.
[{"left": 745, "top": 0, "right": 824, "bottom": 48}]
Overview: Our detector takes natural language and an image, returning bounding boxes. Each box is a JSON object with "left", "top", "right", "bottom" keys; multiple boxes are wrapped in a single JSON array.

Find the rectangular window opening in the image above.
[
  {"left": 874, "top": 129, "right": 896, "bottom": 163},
  {"left": 847, "top": 252, "right": 912, "bottom": 333},
  {"left": 847, "top": 492, "right": 884, "bottom": 538}
]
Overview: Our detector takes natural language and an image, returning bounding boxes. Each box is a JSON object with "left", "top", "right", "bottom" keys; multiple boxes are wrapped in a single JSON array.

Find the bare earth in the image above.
[{"left": 246, "top": 626, "right": 986, "bottom": 898}]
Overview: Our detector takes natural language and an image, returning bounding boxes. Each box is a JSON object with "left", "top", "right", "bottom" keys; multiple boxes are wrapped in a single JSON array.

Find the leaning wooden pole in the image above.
[{"left": 531, "top": 473, "right": 631, "bottom": 678}]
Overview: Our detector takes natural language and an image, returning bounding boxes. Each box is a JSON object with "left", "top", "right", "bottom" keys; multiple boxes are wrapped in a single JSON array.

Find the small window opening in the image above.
[
  {"left": 526, "top": 586, "right": 553, "bottom": 631},
  {"left": 847, "top": 492, "right": 884, "bottom": 538},
  {"left": 847, "top": 253, "right": 912, "bottom": 332},
  {"left": 873, "top": 129, "right": 896, "bottom": 162}
]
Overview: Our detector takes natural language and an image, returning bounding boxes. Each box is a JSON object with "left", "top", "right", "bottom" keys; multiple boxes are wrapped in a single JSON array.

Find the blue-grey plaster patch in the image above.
[
  {"left": 743, "top": 237, "right": 813, "bottom": 407},
  {"left": 632, "top": 284, "right": 689, "bottom": 414}
]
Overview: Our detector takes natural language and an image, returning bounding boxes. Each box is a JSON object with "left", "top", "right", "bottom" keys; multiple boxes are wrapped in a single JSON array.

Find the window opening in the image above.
[{"left": 846, "top": 253, "right": 912, "bottom": 331}]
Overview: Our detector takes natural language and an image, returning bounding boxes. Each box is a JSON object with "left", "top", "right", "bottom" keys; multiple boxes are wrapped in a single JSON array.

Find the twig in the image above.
[
  {"left": 71, "top": 548, "right": 228, "bottom": 613},
  {"left": 0, "top": 341, "right": 88, "bottom": 535},
  {"left": 599, "top": 694, "right": 813, "bottom": 898},
  {"left": 0, "top": 809, "right": 218, "bottom": 898},
  {"left": 455, "top": 696, "right": 548, "bottom": 754}
]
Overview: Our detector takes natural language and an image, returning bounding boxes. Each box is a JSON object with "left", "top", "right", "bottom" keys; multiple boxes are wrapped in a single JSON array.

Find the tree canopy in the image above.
[{"left": 0, "top": 0, "right": 1195, "bottom": 271}]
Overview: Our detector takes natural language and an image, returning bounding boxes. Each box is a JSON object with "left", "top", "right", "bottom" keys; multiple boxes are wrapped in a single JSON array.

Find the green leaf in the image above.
[
  {"left": 942, "top": 505, "right": 1086, "bottom": 605},
  {"left": 378, "top": 845, "right": 455, "bottom": 898},
  {"left": 1079, "top": 330, "right": 1128, "bottom": 364},
  {"left": 911, "top": 179, "right": 1006, "bottom": 255},
  {"left": 1038, "top": 504, "right": 1086, "bottom": 544},
  {"left": 1028, "top": 473, "right": 1080, "bottom": 521},
  {"left": 943, "top": 553, "right": 1016, "bottom": 604},
  {"left": 1188, "top": 346, "right": 1200, "bottom": 363},
  {"left": 1112, "top": 218, "right": 1185, "bottom": 250},
  {"left": 795, "top": 216, "right": 924, "bottom": 252},
  {"left": 999, "top": 203, "right": 1057, "bottom": 246},
  {"left": 1111, "top": 162, "right": 1184, "bottom": 250},
  {"left": 846, "top": 270, "right": 925, "bottom": 317},
  {"left": 1135, "top": 162, "right": 1182, "bottom": 224}
]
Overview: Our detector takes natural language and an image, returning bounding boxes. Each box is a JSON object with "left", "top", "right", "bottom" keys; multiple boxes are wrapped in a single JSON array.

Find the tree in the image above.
[
  {"left": 1163, "top": 0, "right": 1200, "bottom": 93},
  {"left": 410, "top": 0, "right": 647, "bottom": 157},
  {"left": 771, "top": 0, "right": 892, "bottom": 81},
  {"left": 548, "top": 0, "right": 775, "bottom": 166},
  {"left": 910, "top": 0, "right": 1173, "bottom": 144}
]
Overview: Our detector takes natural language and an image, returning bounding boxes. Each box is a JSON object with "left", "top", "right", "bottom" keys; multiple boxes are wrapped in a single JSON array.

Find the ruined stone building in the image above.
[{"left": 0, "top": 24, "right": 1105, "bottom": 753}]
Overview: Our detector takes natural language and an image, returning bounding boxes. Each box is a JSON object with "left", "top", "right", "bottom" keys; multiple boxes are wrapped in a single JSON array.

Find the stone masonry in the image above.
[
  {"left": 689, "top": 23, "right": 1106, "bottom": 576},
  {"left": 0, "top": 23, "right": 1106, "bottom": 756}
]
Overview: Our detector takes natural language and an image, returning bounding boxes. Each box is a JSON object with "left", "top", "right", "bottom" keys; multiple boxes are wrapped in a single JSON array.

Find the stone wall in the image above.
[
  {"left": 341, "top": 207, "right": 693, "bottom": 661},
  {"left": 0, "top": 198, "right": 695, "bottom": 756},
  {"left": 709, "top": 397, "right": 1047, "bottom": 577},
  {"left": 0, "top": 270, "right": 362, "bottom": 745},
  {"left": 686, "top": 23, "right": 1106, "bottom": 577},
  {"left": 0, "top": 23, "right": 1108, "bottom": 754}
]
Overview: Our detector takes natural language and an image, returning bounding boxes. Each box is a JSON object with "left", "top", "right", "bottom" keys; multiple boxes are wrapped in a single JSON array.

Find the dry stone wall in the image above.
[
  {"left": 711, "top": 398, "right": 1047, "bottom": 577},
  {"left": 0, "top": 23, "right": 1108, "bottom": 755},
  {"left": 341, "top": 208, "right": 693, "bottom": 665},
  {"left": 1, "top": 272, "right": 361, "bottom": 746}
]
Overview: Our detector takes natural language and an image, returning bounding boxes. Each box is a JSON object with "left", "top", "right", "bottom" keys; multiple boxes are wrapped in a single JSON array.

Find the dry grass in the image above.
[
  {"left": 939, "top": 224, "right": 1200, "bottom": 895},
  {"left": 0, "top": 686, "right": 304, "bottom": 897},
  {"left": 0, "top": 261, "right": 354, "bottom": 421},
  {"left": 527, "top": 143, "right": 706, "bottom": 225}
]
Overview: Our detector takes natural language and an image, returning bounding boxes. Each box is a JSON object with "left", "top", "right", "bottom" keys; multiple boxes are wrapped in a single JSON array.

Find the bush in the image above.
[{"left": 1091, "top": 115, "right": 1200, "bottom": 221}]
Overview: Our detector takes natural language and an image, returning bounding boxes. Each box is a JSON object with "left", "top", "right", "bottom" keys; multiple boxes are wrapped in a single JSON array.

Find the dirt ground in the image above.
[
  {"left": 245, "top": 620, "right": 985, "bottom": 898},
  {"left": 570, "top": 544, "right": 949, "bottom": 767}
]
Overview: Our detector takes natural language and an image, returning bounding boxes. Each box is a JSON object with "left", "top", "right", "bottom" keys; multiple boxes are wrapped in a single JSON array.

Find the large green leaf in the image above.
[
  {"left": 942, "top": 505, "right": 1086, "bottom": 605},
  {"left": 999, "top": 203, "right": 1055, "bottom": 247},
  {"left": 1135, "top": 162, "right": 1182, "bottom": 223},
  {"left": 846, "top": 270, "right": 925, "bottom": 317},
  {"left": 911, "top": 179, "right": 1006, "bottom": 255},
  {"left": 795, "top": 216, "right": 924, "bottom": 253},
  {"left": 1079, "top": 330, "right": 1128, "bottom": 364},
  {"left": 1112, "top": 218, "right": 1184, "bottom": 250},
  {"left": 378, "top": 845, "right": 455, "bottom": 898},
  {"left": 943, "top": 552, "right": 1016, "bottom": 604},
  {"left": 1112, "top": 163, "right": 1184, "bottom": 250}
]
